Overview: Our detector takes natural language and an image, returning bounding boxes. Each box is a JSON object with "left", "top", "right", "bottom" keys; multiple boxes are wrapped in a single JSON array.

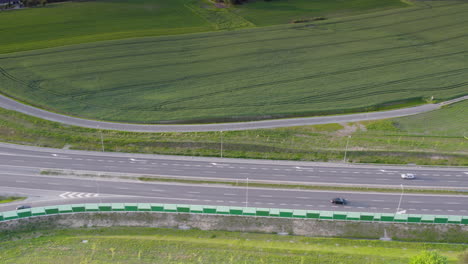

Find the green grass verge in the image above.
[
  {"left": 0, "top": 0, "right": 405, "bottom": 54},
  {"left": 1, "top": 1, "right": 466, "bottom": 123},
  {"left": 0, "top": 196, "right": 26, "bottom": 204},
  {"left": 0, "top": 227, "right": 466, "bottom": 263},
  {"left": 0, "top": 100, "right": 466, "bottom": 166}
]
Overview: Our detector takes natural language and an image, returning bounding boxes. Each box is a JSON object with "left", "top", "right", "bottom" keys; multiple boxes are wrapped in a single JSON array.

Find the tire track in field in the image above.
[
  {"left": 83, "top": 31, "right": 468, "bottom": 106},
  {"left": 173, "top": 68, "right": 468, "bottom": 109},
  {"left": 24, "top": 17, "right": 468, "bottom": 93},
  {"left": 50, "top": 30, "right": 468, "bottom": 101},
  {"left": 2, "top": 28, "right": 467, "bottom": 112},
  {"left": 0, "top": 1, "right": 462, "bottom": 62},
  {"left": 157, "top": 82, "right": 468, "bottom": 111},
  {"left": 136, "top": 50, "right": 468, "bottom": 111},
  {"left": 288, "top": 69, "right": 468, "bottom": 105},
  {"left": 36, "top": 15, "right": 468, "bottom": 82},
  {"left": 5, "top": 5, "right": 468, "bottom": 71},
  {"left": 1, "top": 3, "right": 467, "bottom": 114},
  {"left": 7, "top": 31, "right": 467, "bottom": 110}
]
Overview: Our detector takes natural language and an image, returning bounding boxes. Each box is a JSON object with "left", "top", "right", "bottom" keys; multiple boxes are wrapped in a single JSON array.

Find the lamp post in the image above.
[
  {"left": 97, "top": 125, "right": 104, "bottom": 152},
  {"left": 396, "top": 184, "right": 404, "bottom": 214},
  {"left": 245, "top": 178, "right": 249, "bottom": 209},
  {"left": 343, "top": 135, "right": 351, "bottom": 163},
  {"left": 100, "top": 131, "right": 105, "bottom": 152},
  {"left": 97, "top": 126, "right": 103, "bottom": 203},
  {"left": 220, "top": 131, "right": 223, "bottom": 158}
]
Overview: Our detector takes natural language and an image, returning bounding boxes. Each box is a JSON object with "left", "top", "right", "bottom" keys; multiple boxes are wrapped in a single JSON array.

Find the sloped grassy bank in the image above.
[{"left": 0, "top": 101, "right": 466, "bottom": 166}]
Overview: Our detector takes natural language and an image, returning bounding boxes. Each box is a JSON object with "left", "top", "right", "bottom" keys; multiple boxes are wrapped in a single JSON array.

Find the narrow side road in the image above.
[{"left": 1, "top": 94, "right": 465, "bottom": 132}]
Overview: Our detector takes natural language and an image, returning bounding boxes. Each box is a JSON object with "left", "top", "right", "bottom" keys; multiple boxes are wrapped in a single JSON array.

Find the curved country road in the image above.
[{"left": 0, "top": 94, "right": 466, "bottom": 132}]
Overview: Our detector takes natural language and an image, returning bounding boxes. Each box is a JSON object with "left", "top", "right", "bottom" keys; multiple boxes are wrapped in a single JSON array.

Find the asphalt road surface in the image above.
[
  {"left": 0, "top": 143, "right": 467, "bottom": 215},
  {"left": 1, "top": 143, "right": 467, "bottom": 189},
  {"left": 3, "top": 94, "right": 467, "bottom": 132},
  {"left": 0, "top": 170, "right": 466, "bottom": 215}
]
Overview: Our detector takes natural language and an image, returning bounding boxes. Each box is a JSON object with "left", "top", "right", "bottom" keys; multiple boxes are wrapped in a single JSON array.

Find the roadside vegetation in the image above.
[
  {"left": 1, "top": 101, "right": 466, "bottom": 166},
  {"left": 0, "top": 196, "right": 25, "bottom": 204},
  {"left": 0, "top": 227, "right": 466, "bottom": 263},
  {"left": 2, "top": 1, "right": 467, "bottom": 123}
]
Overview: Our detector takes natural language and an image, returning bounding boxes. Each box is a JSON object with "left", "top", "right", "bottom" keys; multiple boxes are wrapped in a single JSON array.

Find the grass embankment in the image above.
[
  {"left": 2, "top": 1, "right": 467, "bottom": 123},
  {"left": 1, "top": 101, "right": 467, "bottom": 165},
  {"left": 0, "top": 227, "right": 466, "bottom": 263},
  {"left": 0, "top": 0, "right": 404, "bottom": 54},
  {"left": 0, "top": 196, "right": 25, "bottom": 204}
]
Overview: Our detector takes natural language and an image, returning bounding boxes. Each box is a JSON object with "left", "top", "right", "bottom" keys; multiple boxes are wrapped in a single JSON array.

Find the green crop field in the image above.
[
  {"left": 0, "top": 227, "right": 466, "bottom": 263},
  {"left": 0, "top": 99, "right": 466, "bottom": 166},
  {"left": 234, "top": 0, "right": 408, "bottom": 26},
  {"left": 0, "top": 0, "right": 215, "bottom": 54},
  {"left": 0, "top": 0, "right": 405, "bottom": 54},
  {"left": 0, "top": 1, "right": 466, "bottom": 123}
]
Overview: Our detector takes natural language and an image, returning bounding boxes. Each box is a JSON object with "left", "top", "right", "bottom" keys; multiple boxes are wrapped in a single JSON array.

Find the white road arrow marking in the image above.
[
  {"left": 51, "top": 154, "right": 58, "bottom": 157},
  {"left": 59, "top": 192, "right": 71, "bottom": 199},
  {"left": 130, "top": 158, "right": 145, "bottom": 162},
  {"left": 59, "top": 192, "right": 99, "bottom": 199}
]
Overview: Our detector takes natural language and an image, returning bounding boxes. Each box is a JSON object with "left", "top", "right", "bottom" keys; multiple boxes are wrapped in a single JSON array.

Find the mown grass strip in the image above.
[
  {"left": 1, "top": 100, "right": 467, "bottom": 166},
  {"left": 0, "top": 196, "right": 26, "bottom": 204}
]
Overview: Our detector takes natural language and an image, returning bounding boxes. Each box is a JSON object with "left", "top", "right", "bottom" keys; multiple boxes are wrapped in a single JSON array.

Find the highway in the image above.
[
  {"left": 1, "top": 143, "right": 467, "bottom": 189},
  {"left": 0, "top": 168, "right": 466, "bottom": 215},
  {"left": 2, "top": 94, "right": 460, "bottom": 132},
  {"left": 0, "top": 143, "right": 467, "bottom": 215}
]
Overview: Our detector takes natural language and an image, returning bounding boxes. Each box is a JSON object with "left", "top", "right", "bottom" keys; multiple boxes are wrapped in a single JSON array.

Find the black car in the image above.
[
  {"left": 330, "top": 197, "right": 347, "bottom": 205},
  {"left": 16, "top": 205, "right": 31, "bottom": 210}
]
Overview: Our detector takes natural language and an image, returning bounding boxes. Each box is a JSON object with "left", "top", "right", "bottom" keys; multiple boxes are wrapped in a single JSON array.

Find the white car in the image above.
[{"left": 401, "top": 173, "right": 415, "bottom": 179}]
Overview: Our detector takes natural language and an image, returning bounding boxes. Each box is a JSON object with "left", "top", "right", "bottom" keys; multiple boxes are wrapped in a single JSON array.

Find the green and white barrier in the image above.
[{"left": 1, "top": 203, "right": 467, "bottom": 224}]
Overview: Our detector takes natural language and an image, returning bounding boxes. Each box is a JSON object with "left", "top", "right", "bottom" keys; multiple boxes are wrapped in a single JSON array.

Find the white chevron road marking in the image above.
[{"left": 59, "top": 192, "right": 99, "bottom": 199}]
